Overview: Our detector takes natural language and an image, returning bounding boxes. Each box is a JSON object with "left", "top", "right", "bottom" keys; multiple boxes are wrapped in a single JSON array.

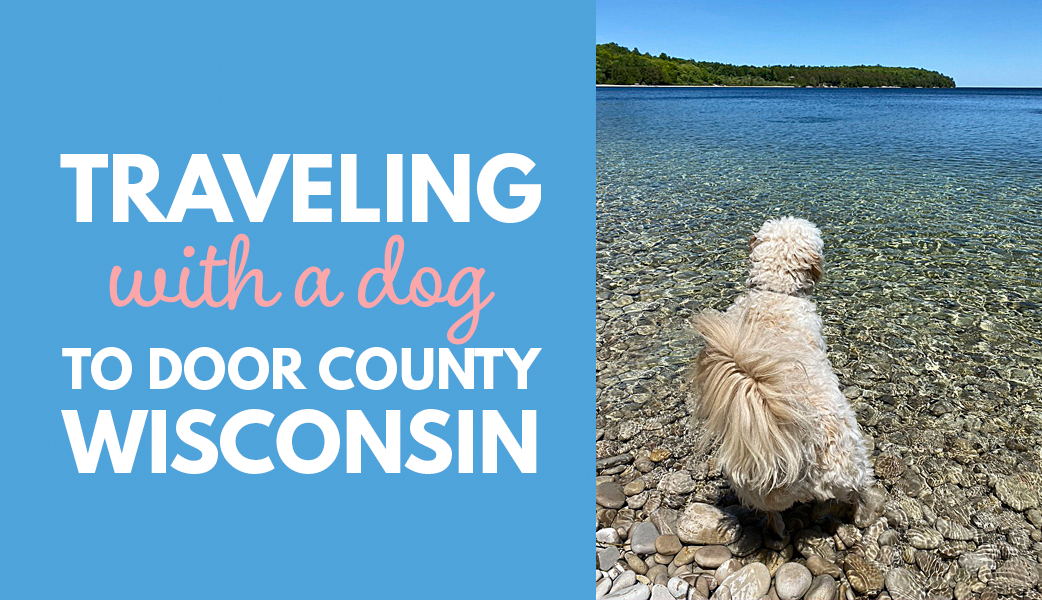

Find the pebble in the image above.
[
  {"left": 906, "top": 526, "right": 943, "bottom": 550},
  {"left": 805, "top": 555, "right": 843, "bottom": 578},
  {"left": 598, "top": 546, "right": 621, "bottom": 570},
  {"left": 655, "top": 534, "right": 682, "bottom": 556},
  {"left": 611, "top": 570, "right": 636, "bottom": 594},
  {"left": 993, "top": 474, "right": 1039, "bottom": 511},
  {"left": 657, "top": 471, "right": 696, "bottom": 495},
  {"left": 958, "top": 552, "right": 996, "bottom": 572},
  {"left": 666, "top": 577, "right": 688, "bottom": 599},
  {"left": 603, "top": 582, "right": 651, "bottom": 600},
  {"left": 630, "top": 521, "right": 660, "bottom": 555},
  {"left": 989, "top": 556, "right": 1039, "bottom": 594},
  {"left": 775, "top": 562, "right": 813, "bottom": 600},
  {"left": 646, "top": 565, "right": 668, "bottom": 586},
  {"left": 854, "top": 486, "right": 888, "bottom": 528},
  {"left": 649, "top": 508, "right": 680, "bottom": 536},
  {"left": 649, "top": 584, "right": 672, "bottom": 600},
  {"left": 598, "top": 482, "right": 627, "bottom": 509},
  {"left": 805, "top": 574, "right": 838, "bottom": 600},
  {"left": 715, "top": 558, "right": 744, "bottom": 583},
  {"left": 676, "top": 503, "right": 742, "bottom": 545},
  {"left": 884, "top": 567, "right": 926, "bottom": 600},
  {"left": 715, "top": 562, "right": 771, "bottom": 600},
  {"left": 596, "top": 577, "right": 613, "bottom": 599},
  {"left": 693, "top": 545, "right": 731, "bottom": 568},
  {"left": 726, "top": 528, "right": 763, "bottom": 557},
  {"left": 672, "top": 545, "right": 697, "bottom": 566},
  {"left": 598, "top": 528, "right": 621, "bottom": 544},
  {"left": 624, "top": 479, "right": 647, "bottom": 496},
  {"left": 844, "top": 554, "right": 884, "bottom": 595},
  {"left": 649, "top": 448, "right": 670, "bottom": 462},
  {"left": 625, "top": 553, "right": 649, "bottom": 574}
]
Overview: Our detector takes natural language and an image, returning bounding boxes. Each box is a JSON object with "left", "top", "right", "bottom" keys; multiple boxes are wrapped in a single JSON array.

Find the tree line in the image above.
[{"left": 596, "top": 43, "right": 955, "bottom": 88}]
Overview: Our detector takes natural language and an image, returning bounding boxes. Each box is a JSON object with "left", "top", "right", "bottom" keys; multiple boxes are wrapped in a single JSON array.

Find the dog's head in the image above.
[{"left": 747, "top": 217, "right": 824, "bottom": 295}]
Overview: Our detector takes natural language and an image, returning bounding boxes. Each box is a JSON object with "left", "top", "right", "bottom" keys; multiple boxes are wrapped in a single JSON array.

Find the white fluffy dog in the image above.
[{"left": 691, "top": 217, "right": 872, "bottom": 536}]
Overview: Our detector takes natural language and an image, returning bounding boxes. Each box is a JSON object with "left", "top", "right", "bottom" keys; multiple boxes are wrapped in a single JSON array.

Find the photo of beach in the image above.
[{"left": 594, "top": 3, "right": 1042, "bottom": 599}]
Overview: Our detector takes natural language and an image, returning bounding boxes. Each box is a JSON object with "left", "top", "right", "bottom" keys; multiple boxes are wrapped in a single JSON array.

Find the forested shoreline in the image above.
[{"left": 596, "top": 43, "right": 956, "bottom": 88}]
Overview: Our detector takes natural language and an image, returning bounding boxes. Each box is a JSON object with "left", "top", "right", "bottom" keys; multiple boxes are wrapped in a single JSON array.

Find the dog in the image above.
[{"left": 690, "top": 217, "right": 872, "bottom": 537}]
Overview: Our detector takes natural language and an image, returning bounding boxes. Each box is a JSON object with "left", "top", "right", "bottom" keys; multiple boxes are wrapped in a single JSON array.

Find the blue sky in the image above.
[{"left": 597, "top": 0, "right": 1042, "bottom": 87}]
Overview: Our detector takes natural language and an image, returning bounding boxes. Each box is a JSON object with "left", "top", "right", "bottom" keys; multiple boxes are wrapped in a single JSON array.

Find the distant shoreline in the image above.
[
  {"left": 597, "top": 43, "right": 955, "bottom": 88},
  {"left": 597, "top": 84, "right": 795, "bottom": 88},
  {"left": 596, "top": 84, "right": 936, "bottom": 89}
]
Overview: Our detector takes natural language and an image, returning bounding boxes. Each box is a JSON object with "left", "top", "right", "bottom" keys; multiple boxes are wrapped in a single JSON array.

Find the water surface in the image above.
[{"left": 596, "top": 88, "right": 1042, "bottom": 544}]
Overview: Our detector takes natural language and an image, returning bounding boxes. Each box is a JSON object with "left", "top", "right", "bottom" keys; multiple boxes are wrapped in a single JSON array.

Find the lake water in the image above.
[{"left": 596, "top": 88, "right": 1042, "bottom": 594}]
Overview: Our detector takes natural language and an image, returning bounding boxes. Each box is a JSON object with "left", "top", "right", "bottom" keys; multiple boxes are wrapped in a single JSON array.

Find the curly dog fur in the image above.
[{"left": 690, "top": 217, "right": 873, "bottom": 534}]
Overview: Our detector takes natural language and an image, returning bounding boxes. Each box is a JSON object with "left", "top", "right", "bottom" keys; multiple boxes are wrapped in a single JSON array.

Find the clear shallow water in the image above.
[
  {"left": 597, "top": 87, "right": 1042, "bottom": 421},
  {"left": 596, "top": 88, "right": 1042, "bottom": 588}
]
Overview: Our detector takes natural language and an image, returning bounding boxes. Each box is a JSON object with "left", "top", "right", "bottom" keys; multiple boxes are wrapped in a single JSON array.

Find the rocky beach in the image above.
[{"left": 595, "top": 88, "right": 1042, "bottom": 599}]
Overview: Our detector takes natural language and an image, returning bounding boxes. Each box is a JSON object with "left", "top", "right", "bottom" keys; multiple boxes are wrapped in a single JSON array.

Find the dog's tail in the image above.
[{"left": 690, "top": 309, "right": 811, "bottom": 493}]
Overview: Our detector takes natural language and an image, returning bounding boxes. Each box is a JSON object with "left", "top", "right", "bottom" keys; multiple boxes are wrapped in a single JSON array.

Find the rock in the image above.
[
  {"left": 649, "top": 508, "right": 680, "bottom": 536},
  {"left": 746, "top": 547, "right": 788, "bottom": 576},
  {"left": 666, "top": 577, "right": 688, "bottom": 599},
  {"left": 597, "top": 577, "right": 613, "bottom": 599},
  {"left": 726, "top": 527, "right": 763, "bottom": 557},
  {"left": 715, "top": 558, "right": 744, "bottom": 584},
  {"left": 844, "top": 554, "right": 884, "bottom": 595},
  {"left": 958, "top": 552, "right": 996, "bottom": 572},
  {"left": 631, "top": 521, "right": 660, "bottom": 555},
  {"left": 935, "top": 517, "right": 978, "bottom": 541},
  {"left": 993, "top": 475, "right": 1040, "bottom": 511},
  {"left": 715, "top": 562, "right": 771, "bottom": 600},
  {"left": 649, "top": 448, "right": 670, "bottom": 462},
  {"left": 989, "top": 557, "right": 1039, "bottom": 595},
  {"left": 693, "top": 545, "right": 731, "bottom": 568},
  {"left": 775, "top": 562, "right": 813, "bottom": 600},
  {"left": 598, "top": 454, "right": 634, "bottom": 471},
  {"left": 611, "top": 570, "right": 637, "bottom": 594},
  {"left": 907, "top": 526, "right": 943, "bottom": 549},
  {"left": 658, "top": 471, "right": 696, "bottom": 495},
  {"left": 598, "top": 528, "right": 622, "bottom": 544},
  {"left": 885, "top": 567, "right": 926, "bottom": 600},
  {"left": 653, "top": 553, "right": 673, "bottom": 565},
  {"left": 624, "top": 479, "right": 647, "bottom": 496},
  {"left": 646, "top": 565, "right": 667, "bottom": 586},
  {"left": 877, "top": 530, "right": 900, "bottom": 547},
  {"left": 655, "top": 534, "right": 682, "bottom": 555},
  {"left": 794, "top": 528, "right": 836, "bottom": 562},
  {"left": 603, "top": 582, "right": 651, "bottom": 600},
  {"left": 804, "top": 575, "right": 838, "bottom": 600},
  {"left": 598, "top": 546, "right": 621, "bottom": 570},
  {"left": 692, "top": 575, "right": 713, "bottom": 600},
  {"left": 676, "top": 503, "right": 741, "bottom": 545},
  {"left": 626, "top": 553, "right": 649, "bottom": 574},
  {"left": 627, "top": 491, "right": 649, "bottom": 510},
  {"left": 805, "top": 555, "right": 843, "bottom": 579},
  {"left": 598, "top": 482, "right": 627, "bottom": 509},
  {"left": 673, "top": 545, "right": 697, "bottom": 567},
  {"left": 634, "top": 457, "right": 654, "bottom": 473},
  {"left": 854, "top": 486, "right": 888, "bottom": 528},
  {"left": 649, "top": 584, "right": 672, "bottom": 600},
  {"left": 649, "top": 564, "right": 669, "bottom": 587},
  {"left": 613, "top": 509, "right": 637, "bottom": 539}
]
